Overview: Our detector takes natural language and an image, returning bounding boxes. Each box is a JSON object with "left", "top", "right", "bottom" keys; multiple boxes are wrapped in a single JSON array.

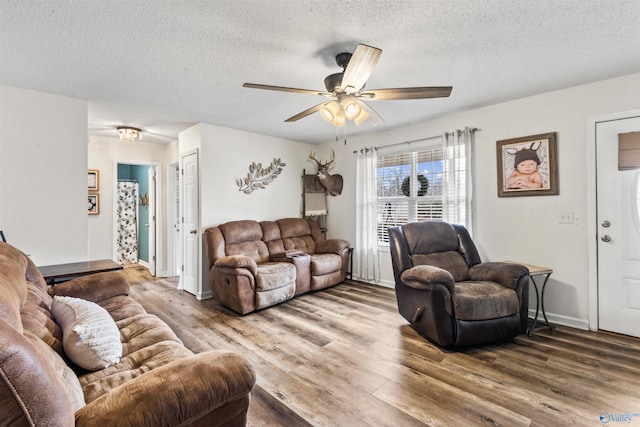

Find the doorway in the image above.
[
  {"left": 589, "top": 110, "right": 640, "bottom": 338},
  {"left": 114, "top": 162, "right": 159, "bottom": 276}
]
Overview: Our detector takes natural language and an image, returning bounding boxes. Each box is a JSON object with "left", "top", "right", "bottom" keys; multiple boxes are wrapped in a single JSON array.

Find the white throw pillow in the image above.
[{"left": 51, "top": 295, "right": 122, "bottom": 371}]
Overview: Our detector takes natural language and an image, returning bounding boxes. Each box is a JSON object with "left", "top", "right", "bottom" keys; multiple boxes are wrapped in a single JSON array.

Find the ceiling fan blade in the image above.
[
  {"left": 357, "top": 100, "right": 384, "bottom": 125},
  {"left": 243, "top": 83, "right": 330, "bottom": 97},
  {"left": 341, "top": 44, "right": 382, "bottom": 94},
  {"left": 362, "top": 86, "right": 452, "bottom": 100},
  {"left": 284, "top": 101, "right": 333, "bottom": 122}
]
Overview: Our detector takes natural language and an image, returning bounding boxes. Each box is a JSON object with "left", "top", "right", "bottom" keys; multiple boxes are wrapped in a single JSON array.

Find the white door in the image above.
[
  {"left": 181, "top": 151, "right": 199, "bottom": 295},
  {"left": 597, "top": 115, "right": 640, "bottom": 338},
  {"left": 147, "top": 167, "right": 156, "bottom": 276}
]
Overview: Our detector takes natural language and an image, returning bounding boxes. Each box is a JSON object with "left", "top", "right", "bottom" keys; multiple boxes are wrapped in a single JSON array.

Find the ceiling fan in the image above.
[{"left": 243, "top": 44, "right": 452, "bottom": 127}]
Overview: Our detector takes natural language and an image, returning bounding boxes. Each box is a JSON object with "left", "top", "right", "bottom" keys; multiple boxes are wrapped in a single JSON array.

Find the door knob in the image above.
[
  {"left": 601, "top": 220, "right": 611, "bottom": 228},
  {"left": 190, "top": 230, "right": 197, "bottom": 234},
  {"left": 601, "top": 235, "right": 611, "bottom": 242}
]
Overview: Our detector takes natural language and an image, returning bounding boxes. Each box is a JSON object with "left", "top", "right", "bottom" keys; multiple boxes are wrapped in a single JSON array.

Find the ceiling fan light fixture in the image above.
[
  {"left": 320, "top": 101, "right": 345, "bottom": 127},
  {"left": 117, "top": 127, "right": 141, "bottom": 141},
  {"left": 353, "top": 109, "right": 369, "bottom": 125},
  {"left": 343, "top": 100, "right": 361, "bottom": 120}
]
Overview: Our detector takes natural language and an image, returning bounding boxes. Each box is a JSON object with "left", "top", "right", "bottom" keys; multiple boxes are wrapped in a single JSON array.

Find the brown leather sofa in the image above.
[
  {"left": 204, "top": 218, "right": 350, "bottom": 315},
  {"left": 388, "top": 221, "right": 530, "bottom": 346},
  {"left": 0, "top": 242, "right": 256, "bottom": 426}
]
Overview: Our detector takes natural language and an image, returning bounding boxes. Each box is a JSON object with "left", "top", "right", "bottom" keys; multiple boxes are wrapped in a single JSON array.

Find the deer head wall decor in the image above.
[{"left": 309, "top": 149, "right": 344, "bottom": 196}]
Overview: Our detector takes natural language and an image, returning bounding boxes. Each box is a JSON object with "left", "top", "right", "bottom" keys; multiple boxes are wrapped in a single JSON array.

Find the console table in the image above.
[
  {"left": 504, "top": 261, "right": 553, "bottom": 335},
  {"left": 39, "top": 259, "right": 123, "bottom": 285}
]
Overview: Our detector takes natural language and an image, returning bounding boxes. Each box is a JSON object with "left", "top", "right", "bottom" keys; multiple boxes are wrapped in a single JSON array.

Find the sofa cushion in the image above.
[
  {"left": 0, "top": 321, "right": 84, "bottom": 426},
  {"left": 310, "top": 253, "right": 342, "bottom": 276},
  {"left": 23, "top": 329, "right": 87, "bottom": 412},
  {"left": 255, "top": 262, "right": 296, "bottom": 291},
  {"left": 21, "top": 281, "right": 63, "bottom": 354},
  {"left": 452, "top": 281, "right": 520, "bottom": 321},
  {"left": 52, "top": 296, "right": 122, "bottom": 371},
  {"left": 277, "top": 218, "right": 317, "bottom": 254},
  {"left": 219, "top": 220, "right": 270, "bottom": 264}
]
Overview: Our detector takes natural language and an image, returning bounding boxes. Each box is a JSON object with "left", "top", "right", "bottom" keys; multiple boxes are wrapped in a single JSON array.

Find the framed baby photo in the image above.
[{"left": 496, "top": 132, "right": 558, "bottom": 197}]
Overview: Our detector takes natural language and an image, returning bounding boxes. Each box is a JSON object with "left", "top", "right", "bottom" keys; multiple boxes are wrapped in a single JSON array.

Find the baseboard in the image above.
[
  {"left": 352, "top": 276, "right": 395, "bottom": 288},
  {"left": 197, "top": 290, "right": 213, "bottom": 300},
  {"left": 528, "top": 308, "right": 589, "bottom": 330}
]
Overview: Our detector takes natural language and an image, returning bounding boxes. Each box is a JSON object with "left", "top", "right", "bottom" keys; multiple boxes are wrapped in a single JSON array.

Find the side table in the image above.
[
  {"left": 39, "top": 259, "right": 123, "bottom": 285},
  {"left": 505, "top": 261, "right": 554, "bottom": 335}
]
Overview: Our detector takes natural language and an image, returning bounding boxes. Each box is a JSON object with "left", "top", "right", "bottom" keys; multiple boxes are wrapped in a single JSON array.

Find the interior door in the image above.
[
  {"left": 147, "top": 166, "right": 156, "bottom": 276},
  {"left": 181, "top": 151, "right": 199, "bottom": 295},
  {"left": 596, "top": 115, "right": 640, "bottom": 338}
]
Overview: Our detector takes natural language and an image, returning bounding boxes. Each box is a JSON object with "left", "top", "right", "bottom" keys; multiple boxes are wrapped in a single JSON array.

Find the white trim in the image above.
[
  {"left": 166, "top": 162, "right": 180, "bottom": 279},
  {"left": 586, "top": 109, "right": 640, "bottom": 332},
  {"left": 112, "top": 160, "right": 163, "bottom": 275},
  {"left": 528, "top": 309, "right": 589, "bottom": 331}
]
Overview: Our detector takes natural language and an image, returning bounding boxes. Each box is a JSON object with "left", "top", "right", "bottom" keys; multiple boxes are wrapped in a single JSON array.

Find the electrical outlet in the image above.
[{"left": 559, "top": 212, "right": 574, "bottom": 224}]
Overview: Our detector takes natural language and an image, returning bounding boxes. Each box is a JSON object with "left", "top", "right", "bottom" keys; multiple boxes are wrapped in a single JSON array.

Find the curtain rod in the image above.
[{"left": 353, "top": 127, "right": 479, "bottom": 153}]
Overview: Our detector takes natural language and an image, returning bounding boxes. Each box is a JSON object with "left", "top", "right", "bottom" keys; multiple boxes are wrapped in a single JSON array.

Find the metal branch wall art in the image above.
[{"left": 237, "top": 158, "right": 286, "bottom": 194}]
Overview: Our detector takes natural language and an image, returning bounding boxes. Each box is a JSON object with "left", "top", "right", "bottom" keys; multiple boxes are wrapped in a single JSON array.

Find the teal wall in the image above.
[{"left": 117, "top": 164, "right": 150, "bottom": 263}]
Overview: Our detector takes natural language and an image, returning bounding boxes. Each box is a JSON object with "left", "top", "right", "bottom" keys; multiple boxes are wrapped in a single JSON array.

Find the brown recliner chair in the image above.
[{"left": 388, "top": 221, "right": 529, "bottom": 346}]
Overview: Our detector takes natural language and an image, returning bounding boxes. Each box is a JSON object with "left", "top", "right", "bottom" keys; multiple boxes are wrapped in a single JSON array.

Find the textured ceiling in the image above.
[{"left": 1, "top": 0, "right": 639, "bottom": 144}]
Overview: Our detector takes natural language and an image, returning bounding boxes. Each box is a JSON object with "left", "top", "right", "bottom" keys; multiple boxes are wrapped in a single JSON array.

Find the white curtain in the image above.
[
  {"left": 442, "top": 127, "right": 475, "bottom": 235},
  {"left": 116, "top": 181, "right": 139, "bottom": 264},
  {"left": 355, "top": 147, "right": 380, "bottom": 283}
]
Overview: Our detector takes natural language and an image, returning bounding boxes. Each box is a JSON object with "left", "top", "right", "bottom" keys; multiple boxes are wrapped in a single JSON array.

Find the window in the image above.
[{"left": 377, "top": 144, "right": 444, "bottom": 244}]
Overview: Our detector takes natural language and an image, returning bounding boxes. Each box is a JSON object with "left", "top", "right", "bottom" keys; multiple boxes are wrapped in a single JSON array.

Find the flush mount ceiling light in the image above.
[{"left": 117, "top": 127, "right": 142, "bottom": 141}]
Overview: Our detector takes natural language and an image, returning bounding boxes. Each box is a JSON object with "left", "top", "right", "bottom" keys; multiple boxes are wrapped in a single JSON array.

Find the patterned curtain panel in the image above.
[{"left": 116, "top": 181, "right": 139, "bottom": 264}]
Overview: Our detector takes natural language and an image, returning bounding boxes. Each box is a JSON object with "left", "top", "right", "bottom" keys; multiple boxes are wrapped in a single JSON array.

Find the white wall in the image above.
[
  {"left": 179, "top": 123, "right": 313, "bottom": 297},
  {"left": 0, "top": 85, "right": 88, "bottom": 265},
  {"left": 87, "top": 135, "right": 177, "bottom": 275},
  {"left": 322, "top": 72, "right": 640, "bottom": 330}
]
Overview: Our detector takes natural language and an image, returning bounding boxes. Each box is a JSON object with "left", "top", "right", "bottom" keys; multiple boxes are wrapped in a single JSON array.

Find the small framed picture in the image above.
[
  {"left": 88, "top": 194, "right": 99, "bottom": 215},
  {"left": 88, "top": 169, "right": 99, "bottom": 191},
  {"left": 496, "top": 132, "right": 559, "bottom": 197}
]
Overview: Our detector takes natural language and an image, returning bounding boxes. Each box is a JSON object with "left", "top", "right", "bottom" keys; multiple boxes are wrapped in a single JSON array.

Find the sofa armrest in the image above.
[
  {"left": 214, "top": 255, "right": 258, "bottom": 276},
  {"left": 400, "top": 265, "right": 455, "bottom": 293},
  {"left": 315, "top": 239, "right": 349, "bottom": 255},
  {"left": 75, "top": 350, "right": 256, "bottom": 427},
  {"left": 48, "top": 271, "right": 130, "bottom": 303},
  {"left": 468, "top": 262, "right": 529, "bottom": 289}
]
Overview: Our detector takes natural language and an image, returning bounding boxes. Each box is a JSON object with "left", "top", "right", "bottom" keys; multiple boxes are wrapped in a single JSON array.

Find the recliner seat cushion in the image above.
[
  {"left": 452, "top": 281, "right": 519, "bottom": 321},
  {"left": 310, "top": 254, "right": 342, "bottom": 276},
  {"left": 255, "top": 262, "right": 296, "bottom": 291}
]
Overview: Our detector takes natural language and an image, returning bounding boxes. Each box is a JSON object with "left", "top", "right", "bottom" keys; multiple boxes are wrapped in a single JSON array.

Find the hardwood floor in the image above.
[{"left": 123, "top": 267, "right": 640, "bottom": 426}]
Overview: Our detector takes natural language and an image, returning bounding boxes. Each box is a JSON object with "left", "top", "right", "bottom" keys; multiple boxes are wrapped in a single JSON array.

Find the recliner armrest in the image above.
[
  {"left": 75, "top": 351, "right": 256, "bottom": 427},
  {"left": 213, "top": 255, "right": 258, "bottom": 276},
  {"left": 400, "top": 265, "right": 455, "bottom": 293},
  {"left": 315, "top": 239, "right": 349, "bottom": 255},
  {"left": 468, "top": 262, "right": 529, "bottom": 289}
]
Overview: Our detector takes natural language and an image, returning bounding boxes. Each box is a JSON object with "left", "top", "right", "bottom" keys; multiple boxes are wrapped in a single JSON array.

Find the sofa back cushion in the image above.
[
  {"left": 218, "top": 220, "right": 270, "bottom": 264},
  {"left": 276, "top": 218, "right": 317, "bottom": 254},
  {"left": 260, "top": 221, "right": 286, "bottom": 255}
]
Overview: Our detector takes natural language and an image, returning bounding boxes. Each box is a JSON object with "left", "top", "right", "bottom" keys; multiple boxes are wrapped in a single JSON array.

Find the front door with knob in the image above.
[{"left": 596, "top": 115, "right": 640, "bottom": 338}]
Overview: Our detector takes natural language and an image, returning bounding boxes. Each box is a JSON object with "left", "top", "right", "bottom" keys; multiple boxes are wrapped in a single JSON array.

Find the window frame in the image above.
[{"left": 376, "top": 140, "right": 444, "bottom": 246}]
